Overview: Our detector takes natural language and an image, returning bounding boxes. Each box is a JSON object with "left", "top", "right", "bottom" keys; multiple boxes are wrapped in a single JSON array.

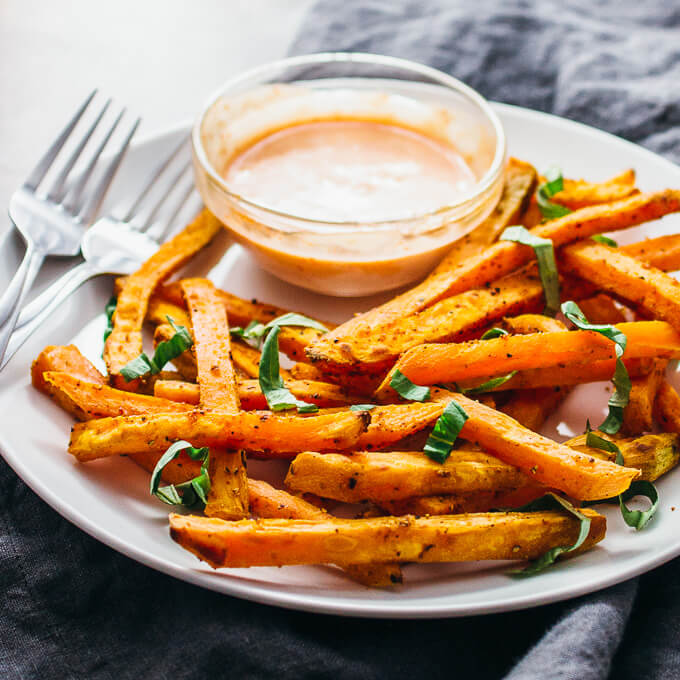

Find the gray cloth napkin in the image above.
[{"left": 3, "top": 2, "right": 680, "bottom": 679}]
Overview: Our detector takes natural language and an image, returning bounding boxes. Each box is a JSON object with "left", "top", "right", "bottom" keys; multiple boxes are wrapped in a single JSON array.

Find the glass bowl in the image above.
[{"left": 192, "top": 52, "right": 506, "bottom": 297}]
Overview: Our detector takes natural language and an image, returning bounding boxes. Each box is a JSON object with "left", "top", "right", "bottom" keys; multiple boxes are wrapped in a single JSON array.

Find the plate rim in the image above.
[{"left": 2, "top": 102, "right": 680, "bottom": 619}]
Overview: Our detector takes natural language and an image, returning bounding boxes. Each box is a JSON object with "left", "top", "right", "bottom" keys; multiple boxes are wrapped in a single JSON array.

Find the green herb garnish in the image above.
[
  {"left": 350, "top": 404, "right": 377, "bottom": 412},
  {"left": 390, "top": 370, "right": 431, "bottom": 402},
  {"left": 259, "top": 326, "right": 318, "bottom": 413},
  {"left": 585, "top": 429, "right": 659, "bottom": 530},
  {"left": 536, "top": 167, "right": 572, "bottom": 220},
  {"left": 501, "top": 225, "right": 560, "bottom": 316},
  {"left": 463, "top": 371, "right": 518, "bottom": 394},
  {"left": 232, "top": 313, "right": 328, "bottom": 347},
  {"left": 424, "top": 400, "right": 469, "bottom": 463},
  {"left": 561, "top": 301, "right": 630, "bottom": 434},
  {"left": 480, "top": 327, "right": 509, "bottom": 340},
  {"left": 509, "top": 493, "right": 591, "bottom": 576},
  {"left": 103, "top": 296, "right": 116, "bottom": 344},
  {"left": 150, "top": 440, "right": 210, "bottom": 509},
  {"left": 120, "top": 316, "right": 193, "bottom": 382},
  {"left": 591, "top": 235, "right": 618, "bottom": 248}
]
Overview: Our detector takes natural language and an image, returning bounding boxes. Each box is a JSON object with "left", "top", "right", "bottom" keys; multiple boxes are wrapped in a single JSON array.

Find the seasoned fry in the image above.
[
  {"left": 467, "top": 357, "right": 654, "bottom": 392},
  {"left": 168, "top": 509, "right": 606, "bottom": 568},
  {"left": 146, "top": 298, "right": 191, "bottom": 329},
  {"left": 379, "top": 487, "right": 548, "bottom": 517},
  {"left": 654, "top": 381, "right": 680, "bottom": 435},
  {"left": 285, "top": 450, "right": 536, "bottom": 503},
  {"left": 181, "top": 278, "right": 248, "bottom": 520},
  {"left": 68, "top": 409, "right": 370, "bottom": 461},
  {"left": 552, "top": 169, "right": 637, "bottom": 210},
  {"left": 562, "top": 240, "right": 680, "bottom": 331},
  {"left": 566, "top": 432, "right": 680, "bottom": 482},
  {"left": 501, "top": 387, "right": 570, "bottom": 431},
  {"left": 158, "top": 281, "right": 331, "bottom": 361},
  {"left": 621, "top": 234, "right": 680, "bottom": 272},
  {"left": 32, "top": 346, "right": 106, "bottom": 420},
  {"left": 377, "top": 321, "right": 680, "bottom": 399},
  {"left": 620, "top": 360, "right": 668, "bottom": 436},
  {"left": 289, "top": 362, "right": 326, "bottom": 381},
  {"left": 153, "top": 323, "right": 197, "bottom": 382},
  {"left": 307, "top": 190, "right": 680, "bottom": 372},
  {"left": 575, "top": 294, "right": 627, "bottom": 325},
  {"left": 247, "top": 479, "right": 402, "bottom": 587},
  {"left": 104, "top": 209, "right": 222, "bottom": 387},
  {"left": 501, "top": 314, "right": 567, "bottom": 334},
  {"left": 154, "top": 378, "right": 359, "bottom": 410},
  {"left": 434, "top": 391, "right": 639, "bottom": 500}
]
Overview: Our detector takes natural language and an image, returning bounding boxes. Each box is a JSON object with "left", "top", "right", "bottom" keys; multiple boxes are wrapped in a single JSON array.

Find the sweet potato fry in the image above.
[
  {"left": 145, "top": 298, "right": 191, "bottom": 329},
  {"left": 552, "top": 169, "right": 637, "bottom": 210},
  {"left": 247, "top": 479, "right": 402, "bottom": 587},
  {"left": 654, "top": 381, "right": 680, "bottom": 435},
  {"left": 562, "top": 240, "right": 680, "bottom": 331},
  {"left": 43, "top": 372, "right": 191, "bottom": 418},
  {"left": 621, "top": 234, "right": 680, "bottom": 272},
  {"left": 501, "top": 314, "right": 567, "bottom": 334},
  {"left": 466, "top": 357, "right": 654, "bottom": 392},
  {"left": 104, "top": 209, "right": 222, "bottom": 387},
  {"left": 154, "top": 378, "right": 359, "bottom": 410},
  {"left": 285, "top": 450, "right": 535, "bottom": 503},
  {"left": 68, "top": 409, "right": 370, "bottom": 461},
  {"left": 501, "top": 387, "right": 570, "bottom": 431},
  {"left": 32, "top": 346, "right": 106, "bottom": 420},
  {"left": 566, "top": 432, "right": 680, "bottom": 482},
  {"left": 169, "top": 509, "right": 606, "bottom": 568},
  {"left": 158, "top": 281, "right": 331, "bottom": 362},
  {"left": 377, "top": 321, "right": 680, "bottom": 399},
  {"left": 432, "top": 391, "right": 639, "bottom": 500},
  {"left": 574, "top": 294, "right": 627, "bottom": 325},
  {"left": 620, "top": 360, "right": 668, "bottom": 436},
  {"left": 153, "top": 323, "right": 197, "bottom": 382},
  {"left": 307, "top": 189, "right": 680, "bottom": 372},
  {"left": 181, "top": 278, "right": 248, "bottom": 520},
  {"left": 379, "top": 487, "right": 547, "bottom": 517},
  {"left": 289, "top": 362, "right": 326, "bottom": 381}
]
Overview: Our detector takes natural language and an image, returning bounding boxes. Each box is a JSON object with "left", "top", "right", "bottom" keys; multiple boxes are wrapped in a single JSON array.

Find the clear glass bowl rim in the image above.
[{"left": 192, "top": 51, "right": 507, "bottom": 232}]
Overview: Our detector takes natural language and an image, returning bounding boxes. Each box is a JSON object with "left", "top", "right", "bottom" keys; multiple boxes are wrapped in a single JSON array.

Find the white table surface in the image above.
[{"left": 0, "top": 0, "right": 313, "bottom": 293}]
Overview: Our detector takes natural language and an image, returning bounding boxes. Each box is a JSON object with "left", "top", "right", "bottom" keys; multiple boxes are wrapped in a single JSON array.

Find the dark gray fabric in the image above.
[{"left": 3, "top": 2, "right": 680, "bottom": 678}]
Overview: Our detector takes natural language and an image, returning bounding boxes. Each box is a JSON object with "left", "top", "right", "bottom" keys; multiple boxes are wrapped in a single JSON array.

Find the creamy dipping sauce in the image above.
[{"left": 223, "top": 121, "right": 476, "bottom": 222}]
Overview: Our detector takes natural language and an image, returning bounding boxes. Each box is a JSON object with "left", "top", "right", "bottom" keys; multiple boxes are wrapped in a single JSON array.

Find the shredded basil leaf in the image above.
[
  {"left": 509, "top": 493, "right": 591, "bottom": 576},
  {"left": 501, "top": 225, "right": 560, "bottom": 316},
  {"left": 150, "top": 440, "right": 211, "bottom": 509},
  {"left": 591, "top": 234, "right": 618, "bottom": 248},
  {"left": 390, "top": 370, "right": 431, "bottom": 402},
  {"left": 120, "top": 315, "right": 193, "bottom": 382},
  {"left": 480, "top": 327, "right": 509, "bottom": 340},
  {"left": 536, "top": 167, "right": 572, "bottom": 220},
  {"left": 350, "top": 404, "right": 377, "bottom": 411},
  {"left": 561, "top": 301, "right": 630, "bottom": 434},
  {"left": 259, "top": 326, "right": 318, "bottom": 413},
  {"left": 232, "top": 313, "right": 328, "bottom": 347},
  {"left": 585, "top": 430, "right": 659, "bottom": 530},
  {"left": 464, "top": 371, "right": 518, "bottom": 395},
  {"left": 424, "top": 400, "right": 469, "bottom": 463}
]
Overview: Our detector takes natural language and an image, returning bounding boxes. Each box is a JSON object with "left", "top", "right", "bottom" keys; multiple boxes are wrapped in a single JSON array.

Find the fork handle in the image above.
[
  {"left": 0, "top": 246, "right": 45, "bottom": 367},
  {"left": 0, "top": 242, "right": 42, "bottom": 327},
  {"left": 1, "top": 261, "right": 100, "bottom": 370}
]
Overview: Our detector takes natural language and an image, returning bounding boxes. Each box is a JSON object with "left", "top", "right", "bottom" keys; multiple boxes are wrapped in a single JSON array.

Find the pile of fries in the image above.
[{"left": 31, "top": 158, "right": 680, "bottom": 587}]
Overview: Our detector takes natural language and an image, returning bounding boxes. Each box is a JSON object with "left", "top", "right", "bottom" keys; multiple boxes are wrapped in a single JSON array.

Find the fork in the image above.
[
  {"left": 0, "top": 90, "right": 140, "bottom": 365},
  {"left": 1, "top": 142, "right": 197, "bottom": 370}
]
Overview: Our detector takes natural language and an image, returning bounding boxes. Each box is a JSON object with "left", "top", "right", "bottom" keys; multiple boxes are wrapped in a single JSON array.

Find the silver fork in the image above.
[
  {"left": 1, "top": 142, "right": 197, "bottom": 370},
  {"left": 0, "top": 90, "right": 140, "bottom": 364}
]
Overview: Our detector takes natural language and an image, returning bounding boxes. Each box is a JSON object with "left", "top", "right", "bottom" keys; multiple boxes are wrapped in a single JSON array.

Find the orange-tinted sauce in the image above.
[{"left": 224, "top": 120, "right": 476, "bottom": 222}]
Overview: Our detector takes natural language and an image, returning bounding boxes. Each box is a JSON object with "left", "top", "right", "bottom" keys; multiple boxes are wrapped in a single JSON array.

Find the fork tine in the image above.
[
  {"left": 118, "top": 136, "right": 188, "bottom": 222},
  {"left": 23, "top": 89, "right": 97, "bottom": 191},
  {"left": 134, "top": 161, "right": 192, "bottom": 232},
  {"left": 147, "top": 179, "right": 196, "bottom": 243},
  {"left": 77, "top": 115, "right": 141, "bottom": 225},
  {"left": 45, "top": 98, "right": 112, "bottom": 203}
]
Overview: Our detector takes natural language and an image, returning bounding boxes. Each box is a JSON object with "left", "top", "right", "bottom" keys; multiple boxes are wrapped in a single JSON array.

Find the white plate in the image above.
[{"left": 2, "top": 104, "right": 680, "bottom": 619}]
